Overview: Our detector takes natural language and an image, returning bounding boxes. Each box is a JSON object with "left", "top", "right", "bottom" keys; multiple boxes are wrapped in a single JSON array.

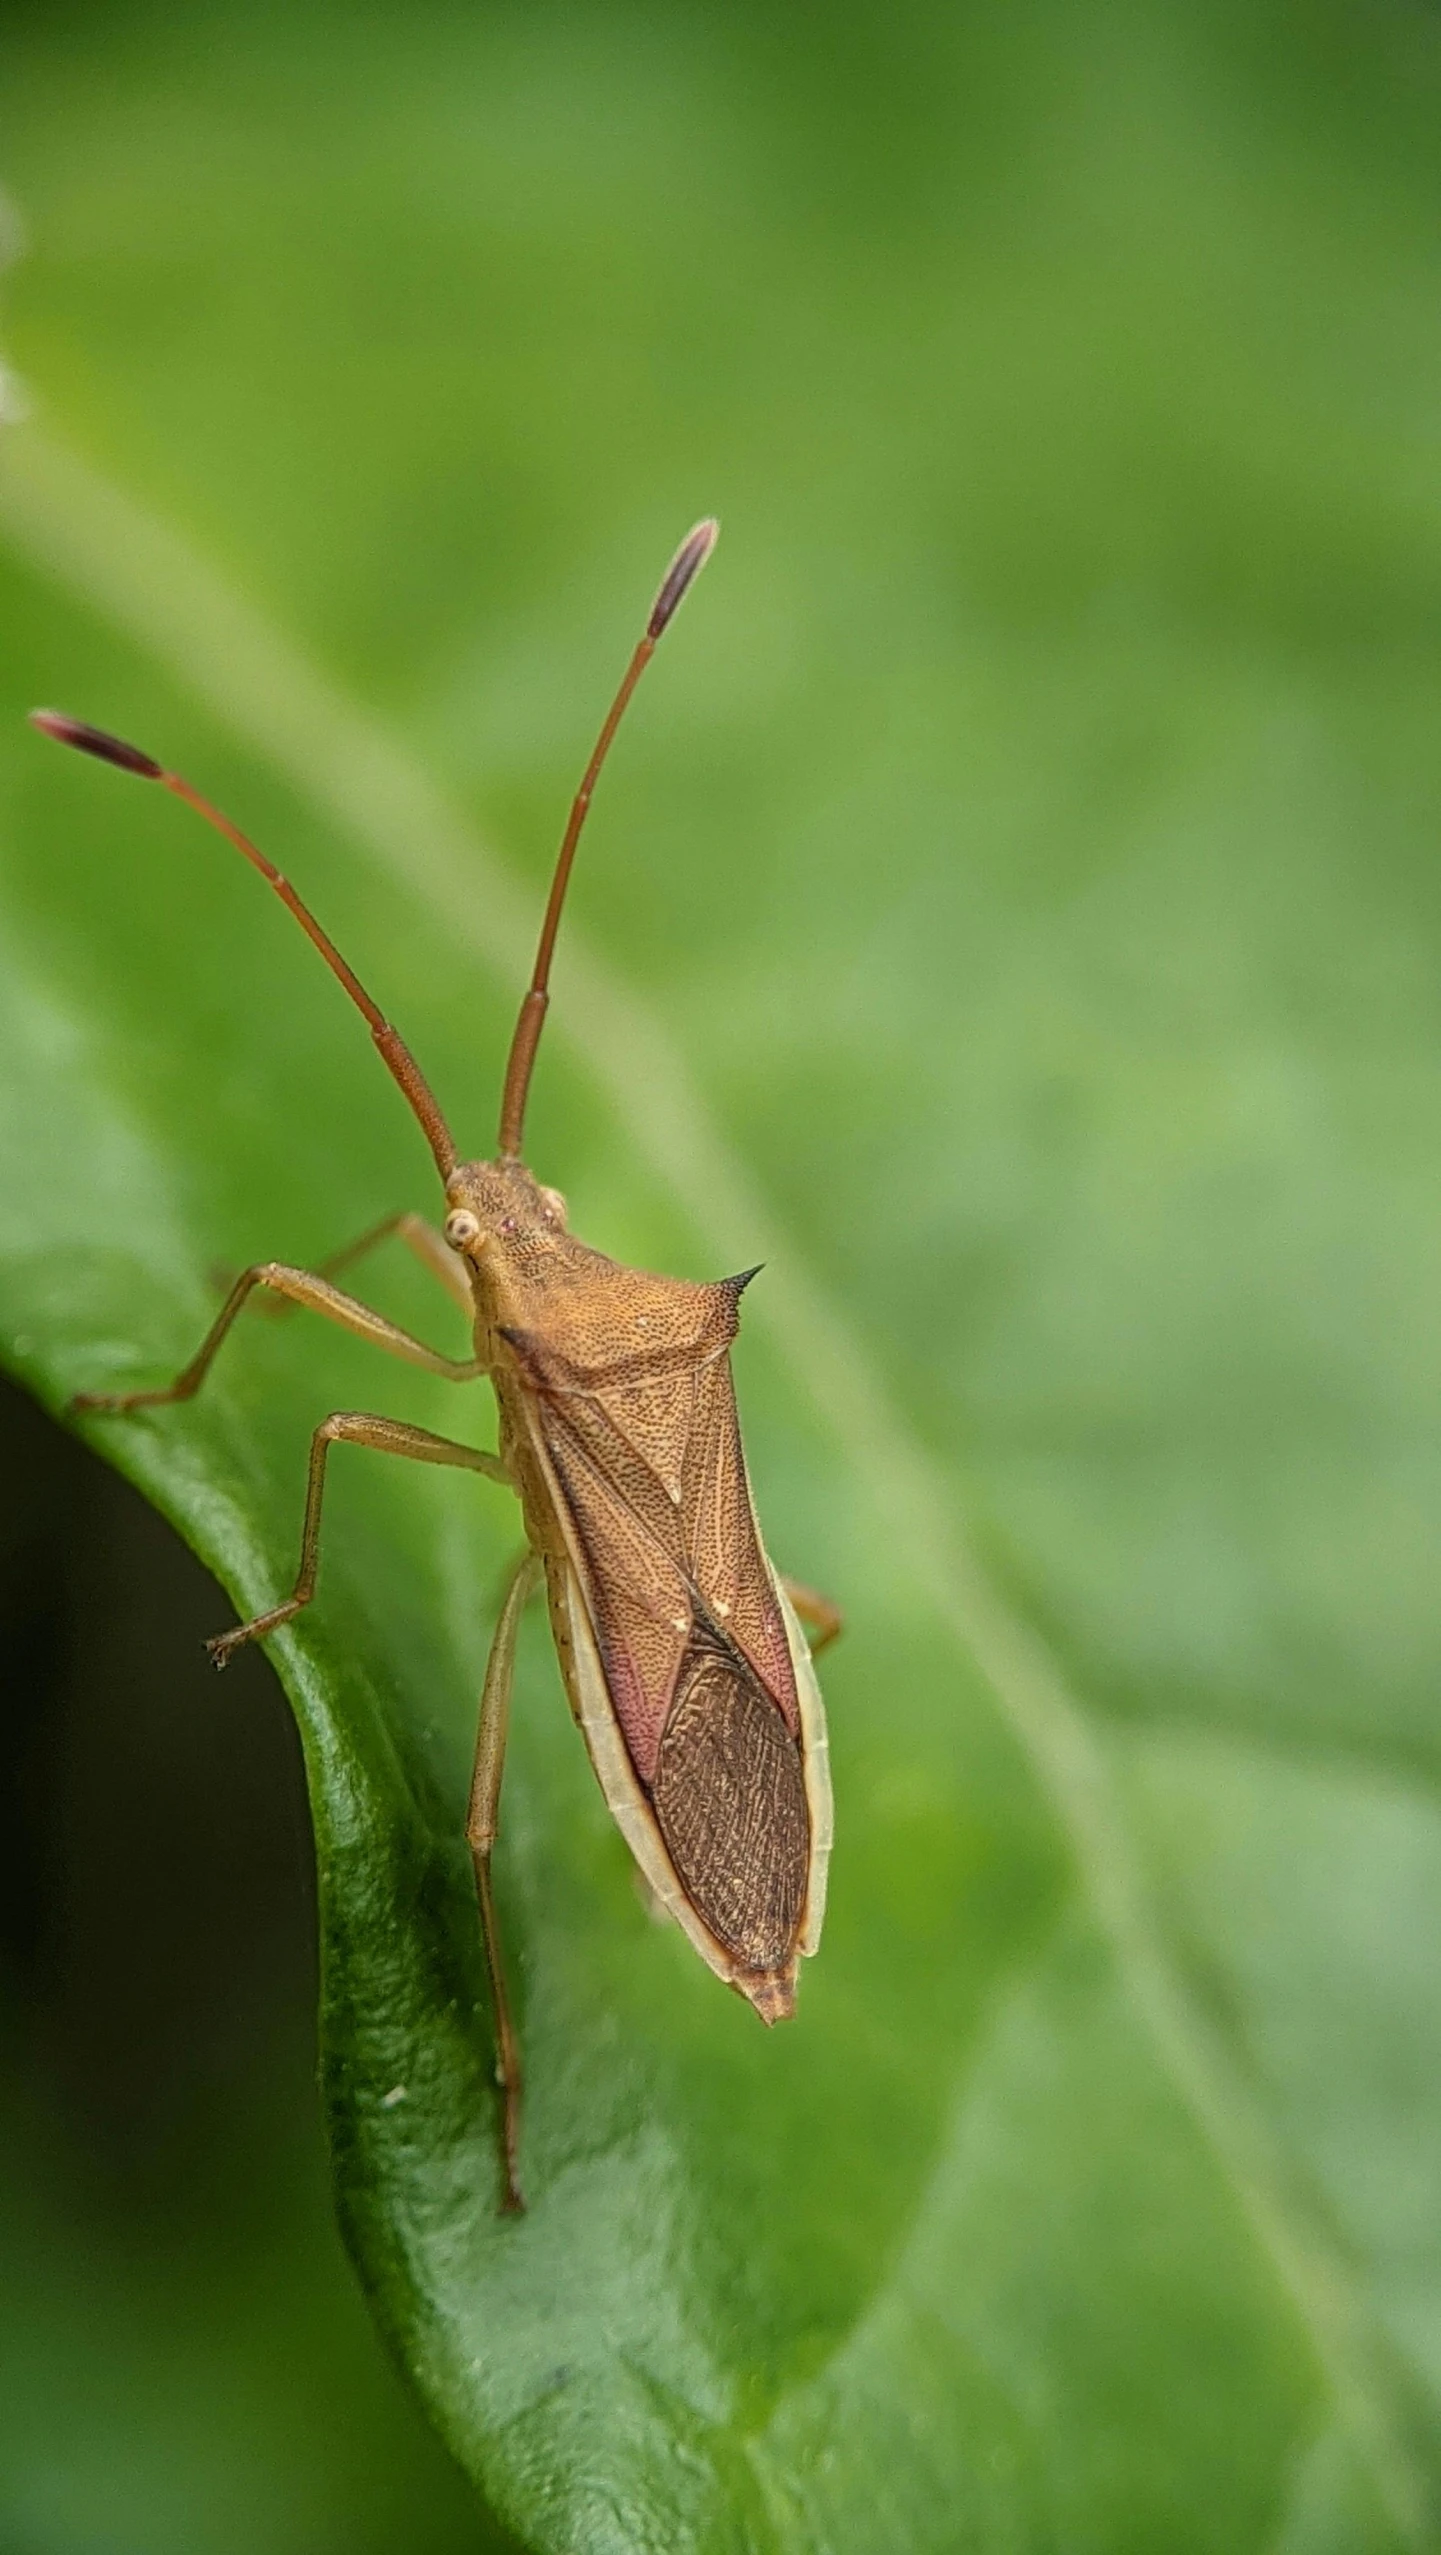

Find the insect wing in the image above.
[{"left": 510, "top": 1329, "right": 817, "bottom": 1988}]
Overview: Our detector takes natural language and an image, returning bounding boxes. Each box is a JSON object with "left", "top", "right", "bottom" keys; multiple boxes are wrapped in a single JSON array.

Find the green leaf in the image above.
[{"left": 6, "top": 6, "right": 1441, "bottom": 2548}]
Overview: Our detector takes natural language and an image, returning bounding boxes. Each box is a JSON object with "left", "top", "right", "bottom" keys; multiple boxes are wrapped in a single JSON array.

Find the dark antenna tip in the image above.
[
  {"left": 29, "top": 711, "right": 164, "bottom": 780},
  {"left": 495, "top": 516, "right": 720, "bottom": 1157},
  {"left": 647, "top": 517, "right": 719, "bottom": 640}
]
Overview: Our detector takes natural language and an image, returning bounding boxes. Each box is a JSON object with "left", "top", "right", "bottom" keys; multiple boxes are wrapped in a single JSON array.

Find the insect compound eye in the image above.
[
  {"left": 445, "top": 1208, "right": 482, "bottom": 1252},
  {"left": 538, "top": 1185, "right": 568, "bottom": 1227}
]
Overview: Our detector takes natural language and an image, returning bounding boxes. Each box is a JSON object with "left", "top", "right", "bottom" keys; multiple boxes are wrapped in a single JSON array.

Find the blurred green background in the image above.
[{"left": 5, "top": 1, "right": 1441, "bottom": 2548}]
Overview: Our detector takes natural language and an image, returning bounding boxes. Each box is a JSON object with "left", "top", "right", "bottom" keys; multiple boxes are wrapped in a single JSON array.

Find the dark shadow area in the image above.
[
  {"left": 0, "top": 1368, "right": 314, "bottom": 2183},
  {"left": 0, "top": 1368, "right": 511, "bottom": 2552}
]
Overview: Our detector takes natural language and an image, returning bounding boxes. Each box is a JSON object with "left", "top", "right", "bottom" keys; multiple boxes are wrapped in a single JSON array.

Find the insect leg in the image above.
[
  {"left": 256, "top": 1210, "right": 473, "bottom": 1318},
  {"left": 466, "top": 1547, "right": 543, "bottom": 2215},
  {"left": 781, "top": 1575, "right": 844, "bottom": 1656},
  {"left": 72, "top": 1263, "right": 485, "bottom": 1415},
  {"left": 206, "top": 1412, "right": 513, "bottom": 1667}
]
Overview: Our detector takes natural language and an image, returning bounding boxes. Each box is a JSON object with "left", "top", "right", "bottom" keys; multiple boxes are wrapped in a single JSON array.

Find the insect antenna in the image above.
[
  {"left": 28, "top": 711, "right": 459, "bottom": 1179},
  {"left": 496, "top": 516, "right": 719, "bottom": 1160}
]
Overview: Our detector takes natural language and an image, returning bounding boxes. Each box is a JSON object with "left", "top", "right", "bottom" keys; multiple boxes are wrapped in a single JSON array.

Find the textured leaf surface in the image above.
[{"left": 4, "top": 6, "right": 1441, "bottom": 2547}]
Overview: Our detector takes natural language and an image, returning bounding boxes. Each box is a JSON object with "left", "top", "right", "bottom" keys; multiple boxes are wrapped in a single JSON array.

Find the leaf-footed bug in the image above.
[{"left": 32, "top": 522, "right": 840, "bottom": 2213}]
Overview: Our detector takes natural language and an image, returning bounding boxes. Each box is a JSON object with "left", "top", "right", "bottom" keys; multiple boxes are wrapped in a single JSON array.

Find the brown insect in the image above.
[{"left": 32, "top": 521, "right": 838, "bottom": 2213}]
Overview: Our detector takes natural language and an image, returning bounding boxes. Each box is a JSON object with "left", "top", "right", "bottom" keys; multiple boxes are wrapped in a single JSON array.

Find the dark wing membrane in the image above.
[{"left": 651, "top": 1648, "right": 809, "bottom": 1969}]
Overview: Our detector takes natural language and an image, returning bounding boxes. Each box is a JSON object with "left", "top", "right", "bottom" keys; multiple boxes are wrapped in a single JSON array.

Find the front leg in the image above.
[
  {"left": 250, "top": 1209, "right": 474, "bottom": 1319},
  {"left": 73, "top": 1261, "right": 485, "bottom": 1415},
  {"left": 208, "top": 1412, "right": 512, "bottom": 1666}
]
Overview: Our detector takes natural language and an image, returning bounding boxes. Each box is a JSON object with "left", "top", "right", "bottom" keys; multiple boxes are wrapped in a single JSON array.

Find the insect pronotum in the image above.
[{"left": 32, "top": 522, "right": 839, "bottom": 2213}]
